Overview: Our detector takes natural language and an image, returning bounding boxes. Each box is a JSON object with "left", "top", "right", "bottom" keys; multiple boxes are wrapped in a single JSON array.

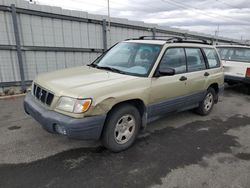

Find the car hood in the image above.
[{"left": 34, "top": 65, "right": 138, "bottom": 97}]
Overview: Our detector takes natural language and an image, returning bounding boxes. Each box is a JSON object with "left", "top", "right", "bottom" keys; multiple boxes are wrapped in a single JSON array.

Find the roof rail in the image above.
[
  {"left": 138, "top": 35, "right": 182, "bottom": 40},
  {"left": 135, "top": 35, "right": 213, "bottom": 45}
]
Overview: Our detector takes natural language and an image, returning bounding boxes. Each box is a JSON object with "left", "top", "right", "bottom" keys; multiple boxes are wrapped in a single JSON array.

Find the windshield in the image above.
[
  {"left": 91, "top": 42, "right": 162, "bottom": 77},
  {"left": 217, "top": 47, "right": 250, "bottom": 63}
]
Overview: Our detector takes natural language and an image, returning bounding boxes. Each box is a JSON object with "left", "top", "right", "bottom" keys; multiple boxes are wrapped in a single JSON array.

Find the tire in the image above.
[
  {"left": 246, "top": 84, "right": 250, "bottom": 95},
  {"left": 101, "top": 104, "right": 141, "bottom": 152},
  {"left": 195, "top": 88, "right": 216, "bottom": 116},
  {"left": 226, "top": 81, "right": 236, "bottom": 86}
]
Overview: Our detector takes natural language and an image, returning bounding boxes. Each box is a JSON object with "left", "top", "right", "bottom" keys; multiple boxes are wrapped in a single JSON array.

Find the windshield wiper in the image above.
[
  {"left": 87, "top": 64, "right": 126, "bottom": 74},
  {"left": 87, "top": 63, "right": 97, "bottom": 67},
  {"left": 96, "top": 66, "right": 126, "bottom": 74}
]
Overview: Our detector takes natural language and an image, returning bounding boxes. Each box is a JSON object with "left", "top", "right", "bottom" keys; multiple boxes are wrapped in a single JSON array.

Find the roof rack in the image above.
[
  {"left": 138, "top": 35, "right": 182, "bottom": 40},
  {"left": 135, "top": 36, "right": 213, "bottom": 45}
]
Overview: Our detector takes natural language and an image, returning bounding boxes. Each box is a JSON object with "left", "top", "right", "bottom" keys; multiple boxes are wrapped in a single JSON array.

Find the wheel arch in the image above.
[
  {"left": 208, "top": 83, "right": 219, "bottom": 103},
  {"left": 106, "top": 99, "right": 147, "bottom": 129}
]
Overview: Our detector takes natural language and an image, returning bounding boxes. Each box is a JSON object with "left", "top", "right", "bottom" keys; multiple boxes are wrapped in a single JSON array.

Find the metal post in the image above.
[
  {"left": 107, "top": 0, "right": 111, "bottom": 46},
  {"left": 152, "top": 27, "right": 156, "bottom": 39},
  {"left": 11, "top": 4, "right": 26, "bottom": 92},
  {"left": 107, "top": 0, "right": 111, "bottom": 30},
  {"left": 183, "top": 33, "right": 188, "bottom": 39},
  {"left": 102, "top": 19, "right": 108, "bottom": 51},
  {"left": 210, "top": 38, "right": 214, "bottom": 45}
]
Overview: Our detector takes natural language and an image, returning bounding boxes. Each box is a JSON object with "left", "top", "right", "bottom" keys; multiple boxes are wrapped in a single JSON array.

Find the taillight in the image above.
[{"left": 246, "top": 68, "right": 250, "bottom": 78}]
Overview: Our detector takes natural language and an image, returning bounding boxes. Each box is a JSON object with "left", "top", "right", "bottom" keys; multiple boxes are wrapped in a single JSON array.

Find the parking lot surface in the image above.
[{"left": 0, "top": 85, "right": 250, "bottom": 188}]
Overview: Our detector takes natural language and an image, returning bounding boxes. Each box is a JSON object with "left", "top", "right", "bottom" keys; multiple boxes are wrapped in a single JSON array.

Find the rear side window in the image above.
[
  {"left": 217, "top": 48, "right": 227, "bottom": 59},
  {"left": 185, "top": 48, "right": 206, "bottom": 72},
  {"left": 203, "top": 48, "right": 220, "bottom": 68},
  {"left": 217, "top": 47, "right": 250, "bottom": 63},
  {"left": 159, "top": 48, "right": 186, "bottom": 74}
]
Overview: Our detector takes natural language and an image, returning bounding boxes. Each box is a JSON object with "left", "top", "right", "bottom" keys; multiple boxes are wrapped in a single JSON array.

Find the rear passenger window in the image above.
[
  {"left": 203, "top": 48, "right": 220, "bottom": 68},
  {"left": 159, "top": 48, "right": 186, "bottom": 74},
  {"left": 185, "top": 48, "right": 206, "bottom": 72}
]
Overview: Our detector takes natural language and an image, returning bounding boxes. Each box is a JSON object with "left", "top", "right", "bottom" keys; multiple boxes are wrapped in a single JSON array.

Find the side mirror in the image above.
[{"left": 156, "top": 67, "right": 175, "bottom": 77}]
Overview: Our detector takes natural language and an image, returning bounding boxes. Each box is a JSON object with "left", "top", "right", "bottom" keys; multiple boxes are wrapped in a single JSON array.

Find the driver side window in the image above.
[{"left": 159, "top": 48, "right": 187, "bottom": 74}]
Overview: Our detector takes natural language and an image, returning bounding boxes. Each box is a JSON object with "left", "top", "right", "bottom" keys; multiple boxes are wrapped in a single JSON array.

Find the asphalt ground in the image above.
[{"left": 0, "top": 84, "right": 250, "bottom": 188}]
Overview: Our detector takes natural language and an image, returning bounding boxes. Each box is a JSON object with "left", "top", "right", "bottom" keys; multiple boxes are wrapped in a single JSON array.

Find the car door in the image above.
[
  {"left": 202, "top": 47, "right": 223, "bottom": 85},
  {"left": 184, "top": 47, "right": 207, "bottom": 106},
  {"left": 148, "top": 47, "right": 189, "bottom": 118}
]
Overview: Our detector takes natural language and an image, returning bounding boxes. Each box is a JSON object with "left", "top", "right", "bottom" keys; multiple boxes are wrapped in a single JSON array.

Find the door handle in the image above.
[
  {"left": 179, "top": 76, "right": 187, "bottom": 81},
  {"left": 204, "top": 72, "right": 210, "bottom": 77}
]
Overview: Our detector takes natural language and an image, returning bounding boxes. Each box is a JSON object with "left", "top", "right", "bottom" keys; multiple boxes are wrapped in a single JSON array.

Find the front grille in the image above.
[{"left": 33, "top": 83, "right": 54, "bottom": 106}]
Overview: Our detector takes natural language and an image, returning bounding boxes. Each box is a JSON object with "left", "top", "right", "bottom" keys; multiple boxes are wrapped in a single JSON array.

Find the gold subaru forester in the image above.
[{"left": 24, "top": 37, "right": 224, "bottom": 152}]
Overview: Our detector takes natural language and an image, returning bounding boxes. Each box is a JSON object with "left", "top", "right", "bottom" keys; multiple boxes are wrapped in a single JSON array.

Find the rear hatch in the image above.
[
  {"left": 217, "top": 46, "right": 250, "bottom": 78},
  {"left": 223, "top": 60, "right": 250, "bottom": 78}
]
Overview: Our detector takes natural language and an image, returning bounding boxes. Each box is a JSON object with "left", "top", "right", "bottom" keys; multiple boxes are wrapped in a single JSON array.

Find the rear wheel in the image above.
[
  {"left": 195, "top": 88, "right": 216, "bottom": 116},
  {"left": 226, "top": 81, "right": 236, "bottom": 86},
  {"left": 245, "top": 84, "right": 250, "bottom": 94},
  {"left": 101, "top": 104, "right": 141, "bottom": 152}
]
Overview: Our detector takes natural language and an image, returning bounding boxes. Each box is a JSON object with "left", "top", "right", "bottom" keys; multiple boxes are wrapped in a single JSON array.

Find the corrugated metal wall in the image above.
[{"left": 0, "top": 0, "right": 244, "bottom": 90}]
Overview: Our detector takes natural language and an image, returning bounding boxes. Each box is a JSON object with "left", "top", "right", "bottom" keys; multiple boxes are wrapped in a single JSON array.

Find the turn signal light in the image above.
[
  {"left": 246, "top": 68, "right": 250, "bottom": 78},
  {"left": 74, "top": 99, "right": 92, "bottom": 113},
  {"left": 81, "top": 99, "right": 92, "bottom": 112}
]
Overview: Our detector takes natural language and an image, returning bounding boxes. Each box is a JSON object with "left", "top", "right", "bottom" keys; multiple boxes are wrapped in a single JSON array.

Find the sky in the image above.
[{"left": 33, "top": 0, "right": 250, "bottom": 41}]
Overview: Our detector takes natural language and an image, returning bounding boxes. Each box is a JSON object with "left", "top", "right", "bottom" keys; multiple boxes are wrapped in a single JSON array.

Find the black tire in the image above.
[
  {"left": 101, "top": 104, "right": 141, "bottom": 152},
  {"left": 246, "top": 84, "right": 250, "bottom": 95},
  {"left": 226, "top": 81, "right": 236, "bottom": 86},
  {"left": 195, "top": 88, "right": 216, "bottom": 116}
]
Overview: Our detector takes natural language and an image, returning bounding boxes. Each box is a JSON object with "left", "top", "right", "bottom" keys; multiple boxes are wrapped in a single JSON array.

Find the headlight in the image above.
[{"left": 56, "top": 97, "right": 92, "bottom": 113}]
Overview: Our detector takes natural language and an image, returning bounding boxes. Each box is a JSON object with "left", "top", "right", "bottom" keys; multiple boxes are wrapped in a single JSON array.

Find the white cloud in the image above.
[{"left": 34, "top": 0, "right": 250, "bottom": 40}]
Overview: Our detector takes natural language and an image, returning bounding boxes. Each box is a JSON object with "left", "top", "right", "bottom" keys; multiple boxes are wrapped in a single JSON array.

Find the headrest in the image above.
[
  {"left": 187, "top": 56, "right": 198, "bottom": 63},
  {"left": 140, "top": 49, "right": 151, "bottom": 60}
]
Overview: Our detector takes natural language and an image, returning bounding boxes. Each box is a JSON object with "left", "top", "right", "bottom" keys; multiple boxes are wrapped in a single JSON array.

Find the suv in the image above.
[
  {"left": 217, "top": 45, "right": 250, "bottom": 86},
  {"left": 24, "top": 37, "right": 224, "bottom": 152}
]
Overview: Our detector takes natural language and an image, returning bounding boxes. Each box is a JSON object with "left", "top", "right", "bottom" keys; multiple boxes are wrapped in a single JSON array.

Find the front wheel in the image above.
[
  {"left": 195, "top": 88, "right": 216, "bottom": 116},
  {"left": 101, "top": 104, "right": 141, "bottom": 152}
]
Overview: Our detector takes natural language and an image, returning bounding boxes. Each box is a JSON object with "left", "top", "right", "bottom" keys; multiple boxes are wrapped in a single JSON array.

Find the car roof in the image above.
[
  {"left": 216, "top": 45, "right": 250, "bottom": 49},
  {"left": 124, "top": 39, "right": 215, "bottom": 48}
]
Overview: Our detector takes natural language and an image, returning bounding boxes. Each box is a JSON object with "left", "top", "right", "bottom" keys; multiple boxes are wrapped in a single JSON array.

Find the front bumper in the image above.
[
  {"left": 225, "top": 75, "right": 250, "bottom": 85},
  {"left": 24, "top": 93, "right": 106, "bottom": 140}
]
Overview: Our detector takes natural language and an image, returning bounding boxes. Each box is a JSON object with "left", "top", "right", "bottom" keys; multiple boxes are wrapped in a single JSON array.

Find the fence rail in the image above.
[{"left": 0, "top": 1, "right": 245, "bottom": 91}]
